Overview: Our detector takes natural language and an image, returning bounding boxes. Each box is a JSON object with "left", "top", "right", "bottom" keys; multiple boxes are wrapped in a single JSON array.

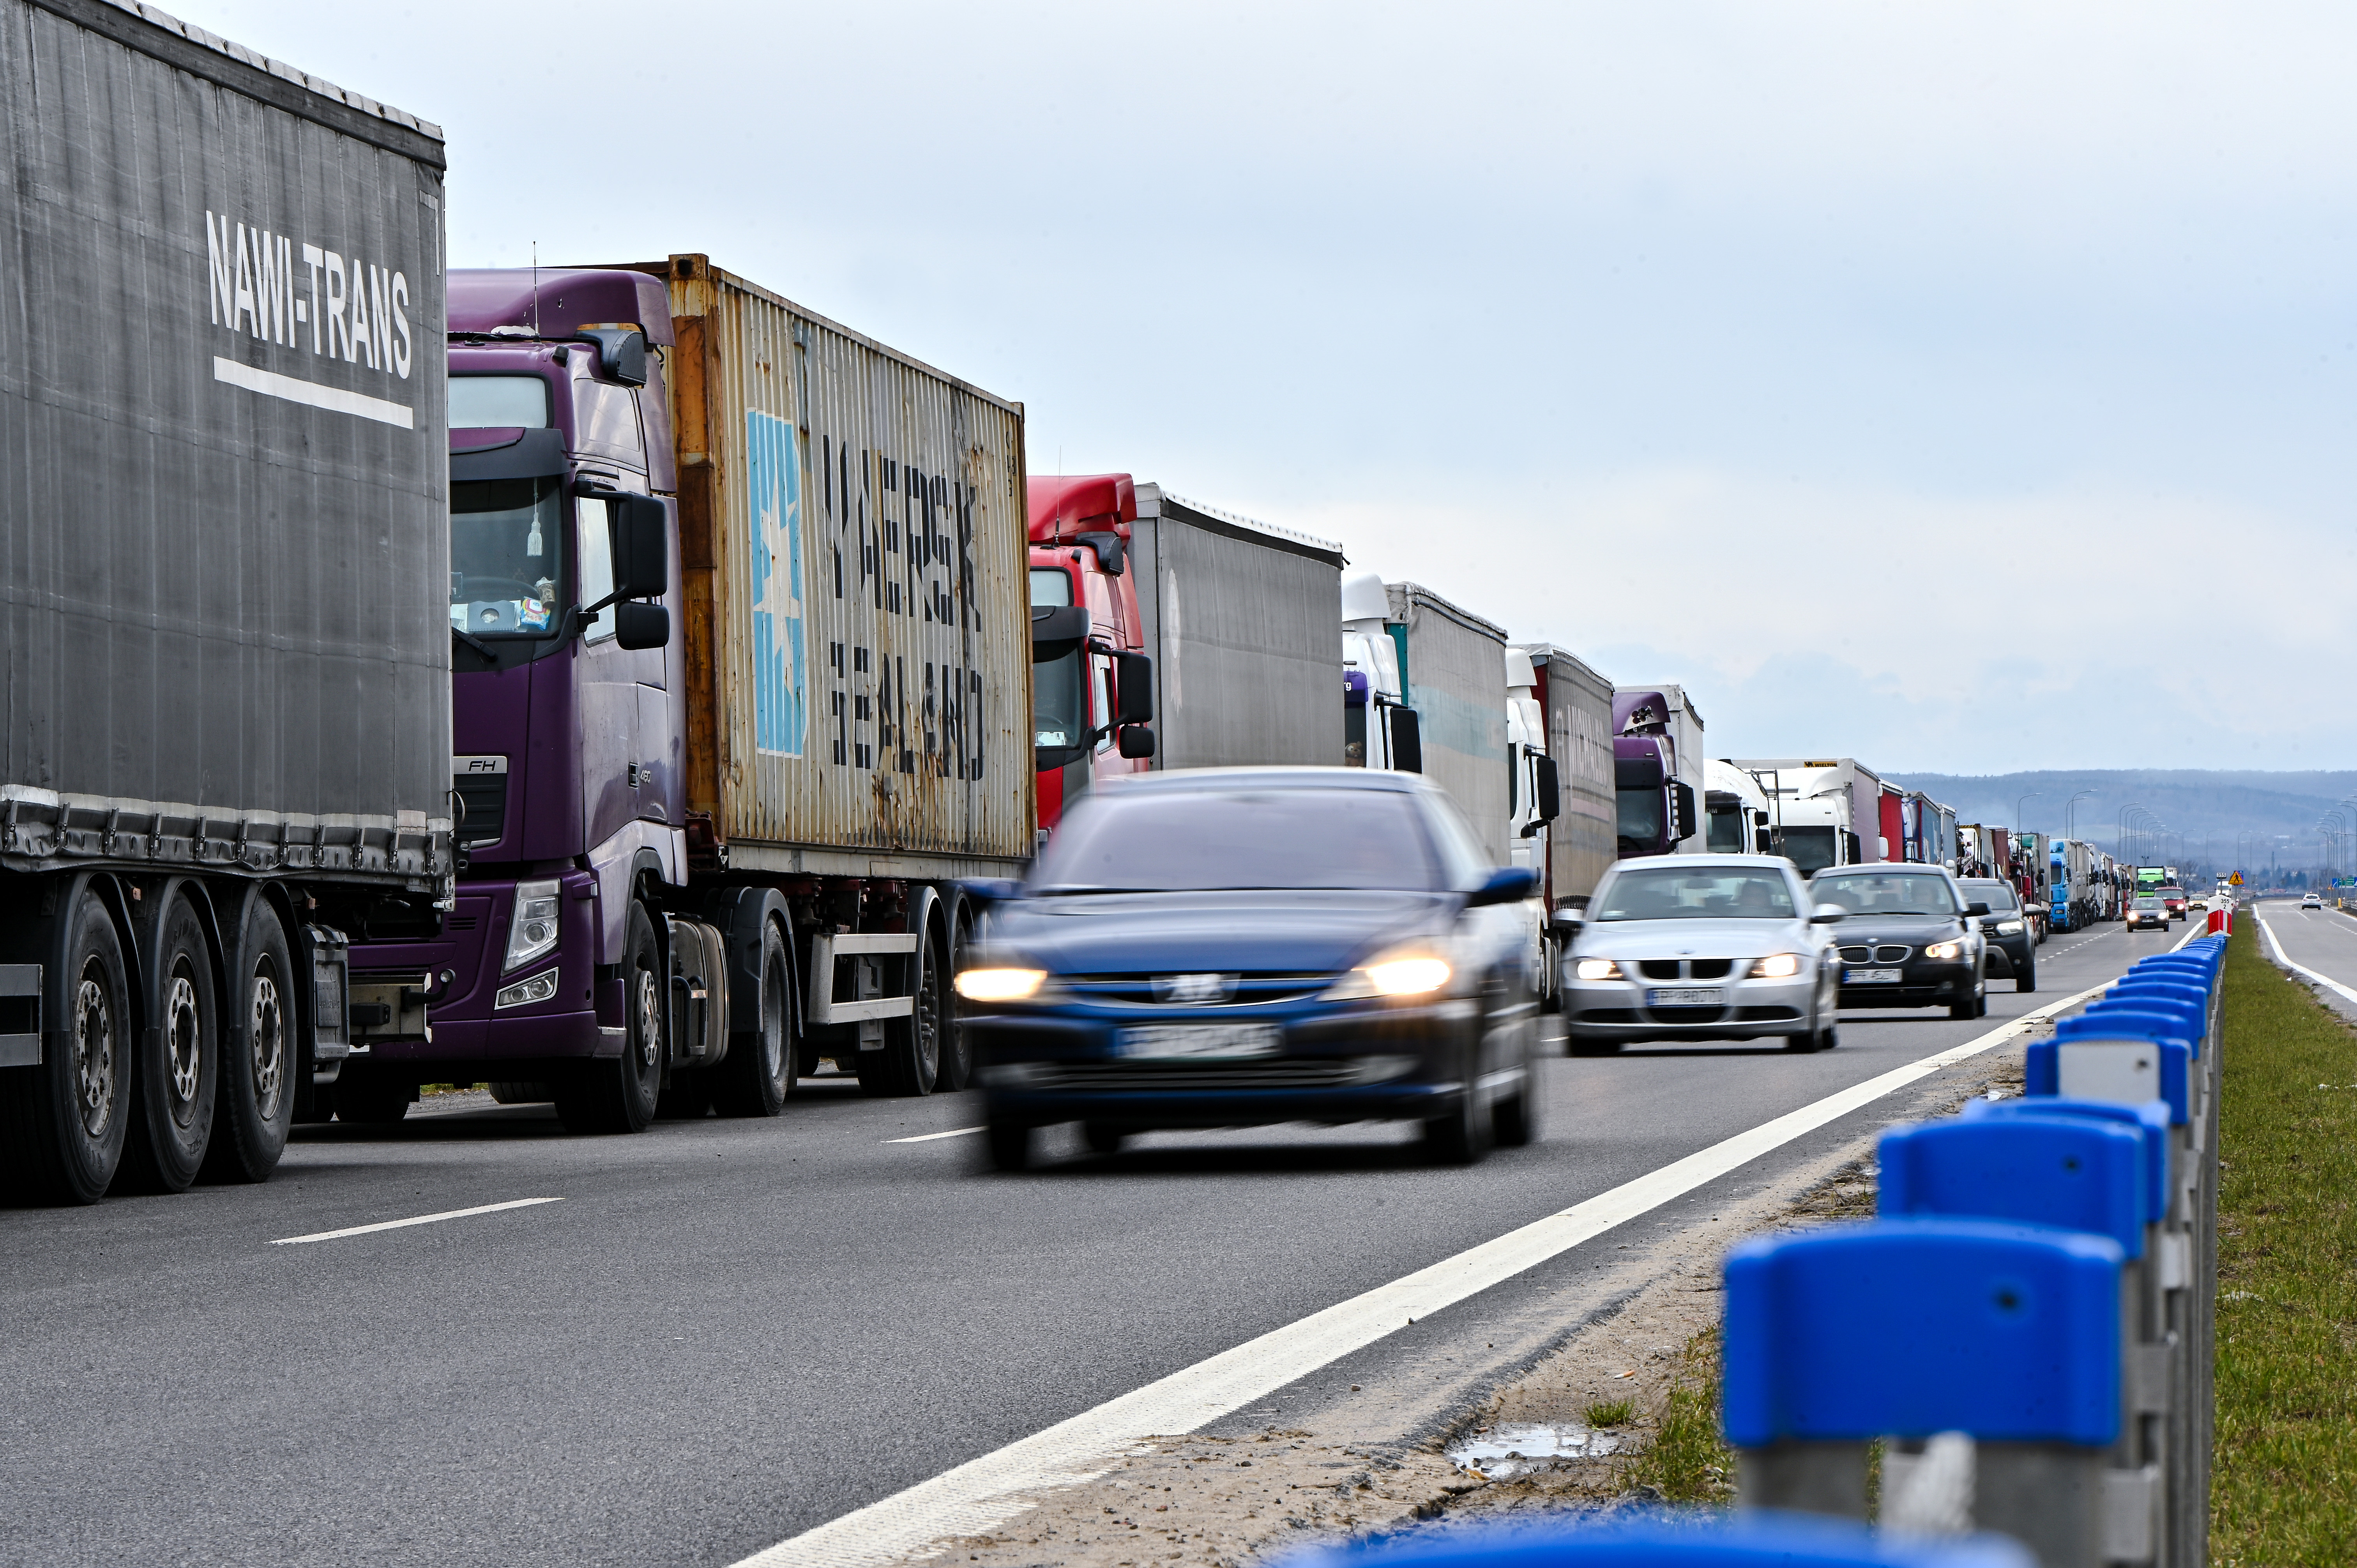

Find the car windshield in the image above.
[
  {"left": 1593, "top": 868, "right": 1797, "bottom": 921},
  {"left": 451, "top": 477, "right": 563, "bottom": 636},
  {"left": 1812, "top": 872, "right": 1958, "bottom": 916},
  {"left": 2135, "top": 897, "right": 2161, "bottom": 909},
  {"left": 1031, "top": 788, "right": 1445, "bottom": 893},
  {"left": 1963, "top": 882, "right": 2018, "bottom": 911}
]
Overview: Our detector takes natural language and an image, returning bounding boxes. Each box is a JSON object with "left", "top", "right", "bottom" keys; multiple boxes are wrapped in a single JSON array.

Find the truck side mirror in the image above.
[
  {"left": 1116, "top": 724, "right": 1156, "bottom": 760},
  {"left": 1533, "top": 754, "right": 1560, "bottom": 823},
  {"left": 575, "top": 327, "right": 648, "bottom": 388},
  {"left": 612, "top": 494, "right": 669, "bottom": 600},
  {"left": 1387, "top": 707, "right": 1423, "bottom": 773},
  {"left": 1670, "top": 780, "right": 1697, "bottom": 840},
  {"left": 1115, "top": 651, "right": 1154, "bottom": 725},
  {"left": 614, "top": 602, "right": 669, "bottom": 650}
]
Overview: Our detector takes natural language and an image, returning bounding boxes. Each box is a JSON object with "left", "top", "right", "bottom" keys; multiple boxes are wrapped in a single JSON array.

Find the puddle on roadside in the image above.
[{"left": 1446, "top": 1422, "right": 1621, "bottom": 1479}]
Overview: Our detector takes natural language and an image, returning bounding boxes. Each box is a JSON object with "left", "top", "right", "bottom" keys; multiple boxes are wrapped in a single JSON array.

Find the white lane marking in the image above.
[
  {"left": 269, "top": 1196, "right": 564, "bottom": 1246},
  {"left": 886, "top": 1126, "right": 985, "bottom": 1144},
  {"left": 733, "top": 981, "right": 2116, "bottom": 1568},
  {"left": 2255, "top": 911, "right": 2357, "bottom": 1007},
  {"left": 213, "top": 356, "right": 415, "bottom": 428}
]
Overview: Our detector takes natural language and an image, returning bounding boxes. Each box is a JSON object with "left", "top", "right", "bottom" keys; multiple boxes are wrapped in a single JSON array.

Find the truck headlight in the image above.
[
  {"left": 503, "top": 879, "right": 562, "bottom": 973},
  {"left": 1747, "top": 952, "right": 1804, "bottom": 978},
  {"left": 494, "top": 968, "right": 560, "bottom": 1010},
  {"left": 1323, "top": 946, "right": 1454, "bottom": 1000},
  {"left": 955, "top": 968, "right": 1049, "bottom": 1002},
  {"left": 1574, "top": 957, "right": 1624, "bottom": 981},
  {"left": 1923, "top": 939, "right": 1965, "bottom": 960}
]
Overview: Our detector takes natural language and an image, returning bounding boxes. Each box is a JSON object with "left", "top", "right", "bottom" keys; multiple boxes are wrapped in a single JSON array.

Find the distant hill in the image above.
[{"left": 1882, "top": 769, "right": 2357, "bottom": 877}]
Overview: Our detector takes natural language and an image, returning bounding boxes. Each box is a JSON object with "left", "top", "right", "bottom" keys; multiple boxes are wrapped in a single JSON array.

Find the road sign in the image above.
[{"left": 2230, "top": 872, "right": 2245, "bottom": 885}]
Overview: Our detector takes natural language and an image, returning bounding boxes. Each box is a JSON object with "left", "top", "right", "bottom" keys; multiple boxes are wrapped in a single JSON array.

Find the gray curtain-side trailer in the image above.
[
  {"left": 1384, "top": 583, "right": 1511, "bottom": 862},
  {"left": 0, "top": 0, "right": 453, "bottom": 1202},
  {"left": 1518, "top": 644, "right": 1615, "bottom": 906},
  {"left": 1129, "top": 486, "right": 1345, "bottom": 770}
]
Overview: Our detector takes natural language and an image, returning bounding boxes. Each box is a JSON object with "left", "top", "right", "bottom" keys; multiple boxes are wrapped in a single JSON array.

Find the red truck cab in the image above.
[{"left": 1028, "top": 474, "right": 1156, "bottom": 833}]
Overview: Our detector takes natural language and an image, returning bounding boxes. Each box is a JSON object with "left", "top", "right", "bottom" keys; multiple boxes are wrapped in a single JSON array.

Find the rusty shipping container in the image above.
[{"left": 647, "top": 256, "right": 1032, "bottom": 878}]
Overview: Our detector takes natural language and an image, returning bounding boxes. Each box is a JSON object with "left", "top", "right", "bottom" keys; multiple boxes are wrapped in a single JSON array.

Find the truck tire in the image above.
[
  {"left": 204, "top": 902, "right": 295, "bottom": 1183},
  {"left": 1, "top": 890, "right": 134, "bottom": 1204},
  {"left": 334, "top": 1072, "right": 410, "bottom": 1125},
  {"left": 557, "top": 902, "right": 663, "bottom": 1134},
  {"left": 859, "top": 916, "right": 942, "bottom": 1097},
  {"left": 933, "top": 911, "right": 974, "bottom": 1092},
  {"left": 712, "top": 923, "right": 792, "bottom": 1118},
  {"left": 118, "top": 896, "right": 219, "bottom": 1193}
]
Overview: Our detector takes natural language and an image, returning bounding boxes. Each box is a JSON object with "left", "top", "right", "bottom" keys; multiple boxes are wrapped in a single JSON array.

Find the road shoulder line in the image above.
[
  {"left": 2254, "top": 909, "right": 2357, "bottom": 1006},
  {"left": 733, "top": 979, "right": 2115, "bottom": 1568}
]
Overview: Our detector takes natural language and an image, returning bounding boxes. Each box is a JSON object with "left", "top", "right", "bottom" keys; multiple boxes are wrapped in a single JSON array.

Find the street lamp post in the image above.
[
  {"left": 2017, "top": 791, "right": 2041, "bottom": 835},
  {"left": 2065, "top": 789, "right": 2096, "bottom": 843}
]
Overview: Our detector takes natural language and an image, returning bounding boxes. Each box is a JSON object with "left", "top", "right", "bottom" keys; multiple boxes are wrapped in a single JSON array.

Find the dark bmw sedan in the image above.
[
  {"left": 1808, "top": 865, "right": 1990, "bottom": 1020},
  {"left": 957, "top": 768, "right": 1541, "bottom": 1171}
]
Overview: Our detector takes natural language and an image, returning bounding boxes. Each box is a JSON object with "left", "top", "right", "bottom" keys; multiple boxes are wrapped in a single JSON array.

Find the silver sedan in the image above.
[{"left": 1557, "top": 855, "right": 1846, "bottom": 1055}]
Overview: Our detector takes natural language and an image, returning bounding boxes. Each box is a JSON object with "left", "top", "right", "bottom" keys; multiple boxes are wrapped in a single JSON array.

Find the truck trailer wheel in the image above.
[
  {"left": 932, "top": 911, "right": 974, "bottom": 1093},
  {"left": 204, "top": 902, "right": 295, "bottom": 1183},
  {"left": 558, "top": 902, "right": 663, "bottom": 1134},
  {"left": 118, "top": 896, "right": 219, "bottom": 1193},
  {"left": 859, "top": 913, "right": 943, "bottom": 1097},
  {"left": 712, "top": 923, "right": 792, "bottom": 1118},
  {"left": 1, "top": 891, "right": 133, "bottom": 1204}
]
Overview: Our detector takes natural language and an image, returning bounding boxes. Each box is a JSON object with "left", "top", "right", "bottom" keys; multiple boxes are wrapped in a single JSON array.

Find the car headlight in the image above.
[
  {"left": 1995, "top": 919, "right": 2023, "bottom": 935},
  {"left": 1573, "top": 957, "right": 1624, "bottom": 981},
  {"left": 1746, "top": 952, "right": 1805, "bottom": 978},
  {"left": 503, "top": 879, "right": 562, "bottom": 973},
  {"left": 1923, "top": 939, "right": 1965, "bottom": 960},
  {"left": 1323, "top": 945, "right": 1455, "bottom": 1000},
  {"left": 954, "top": 968, "right": 1049, "bottom": 1002}
]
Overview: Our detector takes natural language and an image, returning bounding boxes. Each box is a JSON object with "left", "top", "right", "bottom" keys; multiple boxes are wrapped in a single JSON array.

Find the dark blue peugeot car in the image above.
[{"left": 956, "top": 768, "right": 1542, "bottom": 1171}]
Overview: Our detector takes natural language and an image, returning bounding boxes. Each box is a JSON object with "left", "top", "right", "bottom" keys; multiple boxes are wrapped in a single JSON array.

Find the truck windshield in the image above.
[
  {"left": 452, "top": 478, "right": 563, "bottom": 636},
  {"left": 1034, "top": 645, "right": 1087, "bottom": 749},
  {"left": 449, "top": 374, "right": 552, "bottom": 428},
  {"left": 1029, "top": 567, "right": 1073, "bottom": 606},
  {"left": 1032, "top": 788, "right": 1442, "bottom": 893},
  {"left": 1706, "top": 807, "right": 1746, "bottom": 854},
  {"left": 1616, "top": 788, "right": 1663, "bottom": 847},
  {"left": 1812, "top": 872, "right": 1958, "bottom": 916},
  {"left": 1595, "top": 868, "right": 1796, "bottom": 920},
  {"left": 1778, "top": 826, "right": 1838, "bottom": 874}
]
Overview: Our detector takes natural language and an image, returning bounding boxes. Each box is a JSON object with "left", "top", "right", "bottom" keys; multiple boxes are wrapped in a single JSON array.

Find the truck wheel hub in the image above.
[
  {"left": 250, "top": 972, "right": 285, "bottom": 1117},
  {"left": 74, "top": 972, "right": 114, "bottom": 1136},
  {"left": 166, "top": 973, "right": 202, "bottom": 1120}
]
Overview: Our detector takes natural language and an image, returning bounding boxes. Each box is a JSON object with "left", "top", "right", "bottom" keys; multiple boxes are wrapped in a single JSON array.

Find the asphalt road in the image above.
[
  {"left": 2250, "top": 896, "right": 2357, "bottom": 1022},
  {"left": 0, "top": 923, "right": 2159, "bottom": 1568}
]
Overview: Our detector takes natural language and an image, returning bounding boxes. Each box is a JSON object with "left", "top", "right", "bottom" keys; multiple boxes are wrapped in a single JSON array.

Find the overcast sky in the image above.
[{"left": 183, "top": 0, "right": 2356, "bottom": 772}]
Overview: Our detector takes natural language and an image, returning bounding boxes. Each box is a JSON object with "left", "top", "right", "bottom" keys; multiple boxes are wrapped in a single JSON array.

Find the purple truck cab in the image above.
[
  {"left": 342, "top": 268, "right": 694, "bottom": 1129},
  {"left": 1611, "top": 690, "right": 1692, "bottom": 859}
]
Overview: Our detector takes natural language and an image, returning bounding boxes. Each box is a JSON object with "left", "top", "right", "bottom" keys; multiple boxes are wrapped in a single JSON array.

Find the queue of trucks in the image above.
[{"left": 0, "top": 0, "right": 2132, "bottom": 1206}]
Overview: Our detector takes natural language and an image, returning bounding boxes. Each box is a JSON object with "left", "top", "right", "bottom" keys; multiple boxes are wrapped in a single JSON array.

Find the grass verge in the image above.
[
  {"left": 2214, "top": 917, "right": 2357, "bottom": 1564},
  {"left": 1625, "top": 1329, "right": 1735, "bottom": 1504}
]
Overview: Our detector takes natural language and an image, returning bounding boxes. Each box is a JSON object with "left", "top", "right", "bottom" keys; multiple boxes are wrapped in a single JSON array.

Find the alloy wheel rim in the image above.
[{"left": 634, "top": 966, "right": 661, "bottom": 1079}]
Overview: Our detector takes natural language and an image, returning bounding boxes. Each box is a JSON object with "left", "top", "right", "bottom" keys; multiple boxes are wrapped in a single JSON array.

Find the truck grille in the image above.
[
  {"left": 1024, "top": 1059, "right": 1370, "bottom": 1091},
  {"left": 1839, "top": 944, "right": 1913, "bottom": 964},
  {"left": 453, "top": 772, "right": 507, "bottom": 848}
]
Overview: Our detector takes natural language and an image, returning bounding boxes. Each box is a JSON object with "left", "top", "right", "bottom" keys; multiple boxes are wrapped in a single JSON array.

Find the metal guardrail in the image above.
[{"left": 1302, "top": 931, "right": 2228, "bottom": 1568}]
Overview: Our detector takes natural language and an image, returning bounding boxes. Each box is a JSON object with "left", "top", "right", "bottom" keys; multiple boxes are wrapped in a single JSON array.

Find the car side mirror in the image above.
[
  {"left": 1965, "top": 901, "right": 1991, "bottom": 917},
  {"left": 613, "top": 601, "right": 669, "bottom": 650},
  {"left": 1465, "top": 866, "right": 1538, "bottom": 908},
  {"left": 1808, "top": 903, "right": 1848, "bottom": 924},
  {"left": 1116, "top": 724, "right": 1156, "bottom": 760},
  {"left": 957, "top": 878, "right": 1025, "bottom": 908},
  {"left": 1547, "top": 906, "right": 1584, "bottom": 934}
]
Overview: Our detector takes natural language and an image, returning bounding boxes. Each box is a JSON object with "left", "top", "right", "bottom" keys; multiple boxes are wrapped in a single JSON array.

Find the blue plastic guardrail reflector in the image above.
[
  {"left": 1723, "top": 1218, "right": 2122, "bottom": 1448},
  {"left": 2084, "top": 996, "right": 2205, "bottom": 1058},
  {"left": 1285, "top": 1511, "right": 2037, "bottom": 1567},
  {"left": 1962, "top": 1097, "right": 2173, "bottom": 1224},
  {"left": 2028, "top": 1027, "right": 2189, "bottom": 1125},
  {"left": 2110, "top": 977, "right": 2209, "bottom": 1008},
  {"left": 1880, "top": 1117, "right": 2147, "bottom": 1257}
]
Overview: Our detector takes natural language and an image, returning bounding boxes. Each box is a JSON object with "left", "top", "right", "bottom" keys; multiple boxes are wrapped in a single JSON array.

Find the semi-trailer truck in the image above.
[
  {"left": 1728, "top": 758, "right": 1886, "bottom": 865},
  {"left": 0, "top": 0, "right": 455, "bottom": 1202},
  {"left": 1346, "top": 579, "right": 1513, "bottom": 860},
  {"left": 1515, "top": 645, "right": 1616, "bottom": 911},
  {"left": 341, "top": 255, "right": 1033, "bottom": 1127},
  {"left": 1028, "top": 474, "right": 1155, "bottom": 833},
  {"left": 1705, "top": 759, "right": 1773, "bottom": 855},
  {"left": 1613, "top": 685, "right": 1705, "bottom": 857}
]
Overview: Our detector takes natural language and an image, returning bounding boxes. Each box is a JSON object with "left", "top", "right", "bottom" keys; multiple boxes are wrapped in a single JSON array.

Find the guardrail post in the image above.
[{"left": 1724, "top": 1220, "right": 2124, "bottom": 1568}]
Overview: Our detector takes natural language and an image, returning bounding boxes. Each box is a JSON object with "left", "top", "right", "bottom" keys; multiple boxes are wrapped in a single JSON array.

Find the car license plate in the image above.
[
  {"left": 1114, "top": 1024, "right": 1282, "bottom": 1060},
  {"left": 1646, "top": 987, "right": 1723, "bottom": 1006},
  {"left": 1845, "top": 968, "right": 1903, "bottom": 984}
]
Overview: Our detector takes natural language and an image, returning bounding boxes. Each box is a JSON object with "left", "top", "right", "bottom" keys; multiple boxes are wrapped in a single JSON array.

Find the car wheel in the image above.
[
  {"left": 204, "top": 901, "right": 296, "bottom": 1183},
  {"left": 984, "top": 1118, "right": 1032, "bottom": 1172},
  {"left": 712, "top": 922, "right": 792, "bottom": 1118},
  {"left": 1424, "top": 1043, "right": 1494, "bottom": 1165},
  {"left": 1948, "top": 994, "right": 1978, "bottom": 1021},
  {"left": 1081, "top": 1121, "right": 1126, "bottom": 1156},
  {"left": 557, "top": 902, "right": 663, "bottom": 1134},
  {"left": 2016, "top": 959, "right": 2037, "bottom": 994},
  {"left": 118, "top": 896, "right": 219, "bottom": 1193},
  {"left": 1492, "top": 1068, "right": 1540, "bottom": 1147}
]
